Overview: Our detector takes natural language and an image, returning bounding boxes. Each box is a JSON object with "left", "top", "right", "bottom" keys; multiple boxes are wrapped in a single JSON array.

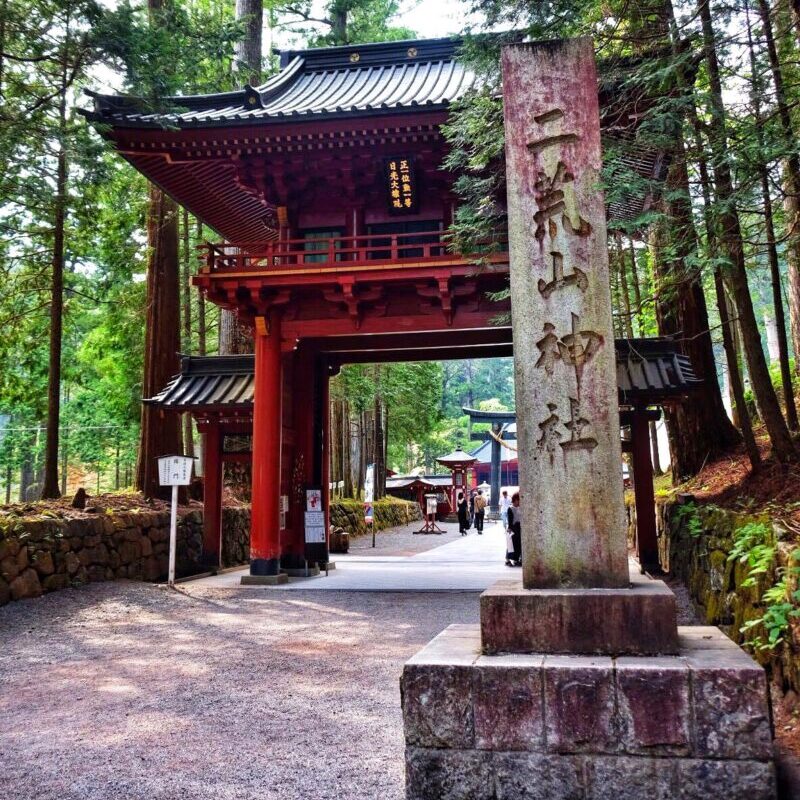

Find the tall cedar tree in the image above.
[
  {"left": 697, "top": 0, "right": 796, "bottom": 461},
  {"left": 745, "top": 0, "right": 798, "bottom": 429},
  {"left": 649, "top": 0, "right": 741, "bottom": 479},
  {"left": 136, "top": 0, "right": 183, "bottom": 498},
  {"left": 219, "top": 0, "right": 262, "bottom": 356},
  {"left": 757, "top": 0, "right": 800, "bottom": 377}
]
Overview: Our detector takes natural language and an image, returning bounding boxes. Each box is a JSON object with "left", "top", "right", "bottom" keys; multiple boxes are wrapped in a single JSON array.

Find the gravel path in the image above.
[
  {"left": 0, "top": 580, "right": 479, "bottom": 800},
  {"left": 348, "top": 518, "right": 463, "bottom": 556}
]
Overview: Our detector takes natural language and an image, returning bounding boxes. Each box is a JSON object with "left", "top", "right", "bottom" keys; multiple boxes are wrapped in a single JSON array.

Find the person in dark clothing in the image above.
[
  {"left": 457, "top": 491, "right": 469, "bottom": 536},
  {"left": 474, "top": 489, "right": 486, "bottom": 534},
  {"left": 505, "top": 492, "right": 522, "bottom": 566}
]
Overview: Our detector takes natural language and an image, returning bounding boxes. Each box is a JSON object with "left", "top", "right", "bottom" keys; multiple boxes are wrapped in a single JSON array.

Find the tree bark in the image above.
[
  {"left": 757, "top": 0, "right": 800, "bottom": 375},
  {"left": 41, "top": 32, "right": 70, "bottom": 500},
  {"left": 628, "top": 237, "right": 644, "bottom": 335},
  {"left": 136, "top": 185, "right": 183, "bottom": 498},
  {"left": 196, "top": 218, "right": 206, "bottom": 355},
  {"left": 651, "top": 147, "right": 741, "bottom": 480},
  {"left": 615, "top": 232, "right": 634, "bottom": 338},
  {"left": 373, "top": 365, "right": 385, "bottom": 499},
  {"left": 686, "top": 93, "right": 761, "bottom": 467},
  {"left": 181, "top": 207, "right": 195, "bottom": 458},
  {"left": 698, "top": 0, "right": 795, "bottom": 462},
  {"left": 235, "top": 0, "right": 262, "bottom": 85},
  {"left": 649, "top": 420, "right": 663, "bottom": 476}
]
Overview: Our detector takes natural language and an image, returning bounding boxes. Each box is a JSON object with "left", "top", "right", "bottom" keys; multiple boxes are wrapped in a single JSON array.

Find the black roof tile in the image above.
[{"left": 146, "top": 338, "right": 701, "bottom": 412}]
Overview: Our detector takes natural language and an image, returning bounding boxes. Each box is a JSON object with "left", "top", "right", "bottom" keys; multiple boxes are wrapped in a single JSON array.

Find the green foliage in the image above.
[
  {"left": 675, "top": 502, "right": 704, "bottom": 538},
  {"left": 728, "top": 521, "right": 775, "bottom": 587},
  {"left": 741, "top": 549, "right": 800, "bottom": 652},
  {"left": 727, "top": 520, "right": 800, "bottom": 652}
]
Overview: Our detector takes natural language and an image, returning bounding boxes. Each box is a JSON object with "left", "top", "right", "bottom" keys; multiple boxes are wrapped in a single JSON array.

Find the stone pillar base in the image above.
[
  {"left": 282, "top": 565, "right": 321, "bottom": 578},
  {"left": 401, "top": 625, "right": 775, "bottom": 800},
  {"left": 480, "top": 565, "right": 679, "bottom": 656},
  {"left": 240, "top": 572, "right": 289, "bottom": 586}
]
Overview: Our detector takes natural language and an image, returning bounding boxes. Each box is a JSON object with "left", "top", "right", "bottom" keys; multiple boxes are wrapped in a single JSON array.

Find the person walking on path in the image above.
[
  {"left": 468, "top": 490, "right": 476, "bottom": 529},
  {"left": 474, "top": 489, "right": 487, "bottom": 534},
  {"left": 499, "top": 489, "right": 511, "bottom": 530},
  {"left": 505, "top": 492, "right": 522, "bottom": 566},
  {"left": 457, "top": 491, "right": 469, "bottom": 536}
]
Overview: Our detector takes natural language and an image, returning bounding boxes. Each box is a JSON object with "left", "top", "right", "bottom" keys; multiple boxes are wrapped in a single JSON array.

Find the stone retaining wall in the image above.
[
  {"left": 330, "top": 496, "right": 421, "bottom": 537},
  {"left": 0, "top": 506, "right": 250, "bottom": 607},
  {"left": 657, "top": 500, "right": 800, "bottom": 696}
]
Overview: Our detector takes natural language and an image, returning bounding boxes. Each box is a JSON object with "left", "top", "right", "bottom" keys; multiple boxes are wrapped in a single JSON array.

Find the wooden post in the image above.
[
  {"left": 630, "top": 407, "right": 660, "bottom": 573},
  {"left": 250, "top": 313, "right": 283, "bottom": 576},
  {"left": 202, "top": 418, "right": 223, "bottom": 568}
]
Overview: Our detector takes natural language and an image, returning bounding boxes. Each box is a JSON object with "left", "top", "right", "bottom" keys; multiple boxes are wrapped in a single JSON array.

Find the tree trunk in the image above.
[
  {"left": 745, "top": 0, "right": 798, "bottom": 430},
  {"left": 757, "top": 0, "right": 800, "bottom": 375},
  {"left": 649, "top": 420, "right": 663, "bottom": 476},
  {"left": 615, "top": 232, "right": 634, "bottom": 338},
  {"left": 235, "top": 0, "right": 262, "bottom": 85},
  {"left": 136, "top": 185, "right": 184, "bottom": 498},
  {"left": 219, "top": 307, "right": 253, "bottom": 354},
  {"left": 628, "top": 237, "right": 644, "bottom": 335},
  {"left": 343, "top": 400, "right": 353, "bottom": 498},
  {"left": 698, "top": 0, "right": 795, "bottom": 462},
  {"left": 651, "top": 148, "right": 741, "bottom": 480},
  {"left": 373, "top": 365, "right": 385, "bottom": 499},
  {"left": 687, "top": 95, "right": 761, "bottom": 468},
  {"left": 41, "top": 39, "right": 70, "bottom": 500},
  {"left": 196, "top": 218, "right": 207, "bottom": 355},
  {"left": 758, "top": 131, "right": 799, "bottom": 430},
  {"left": 181, "top": 208, "right": 195, "bottom": 458}
]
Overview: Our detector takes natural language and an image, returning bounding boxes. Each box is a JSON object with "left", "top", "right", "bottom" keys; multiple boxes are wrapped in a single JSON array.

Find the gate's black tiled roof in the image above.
[
  {"left": 84, "top": 38, "right": 476, "bottom": 128},
  {"left": 146, "top": 338, "right": 701, "bottom": 413}
]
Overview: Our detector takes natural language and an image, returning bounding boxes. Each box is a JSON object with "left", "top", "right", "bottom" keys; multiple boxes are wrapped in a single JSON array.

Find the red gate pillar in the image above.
[
  {"left": 202, "top": 418, "right": 223, "bottom": 567},
  {"left": 248, "top": 312, "right": 285, "bottom": 580},
  {"left": 631, "top": 407, "right": 660, "bottom": 573},
  {"left": 321, "top": 366, "right": 331, "bottom": 560}
]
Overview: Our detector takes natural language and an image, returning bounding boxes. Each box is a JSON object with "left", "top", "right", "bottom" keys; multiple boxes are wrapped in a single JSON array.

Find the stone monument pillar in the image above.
[
  {"left": 400, "top": 38, "right": 776, "bottom": 800},
  {"left": 504, "top": 38, "right": 628, "bottom": 590}
]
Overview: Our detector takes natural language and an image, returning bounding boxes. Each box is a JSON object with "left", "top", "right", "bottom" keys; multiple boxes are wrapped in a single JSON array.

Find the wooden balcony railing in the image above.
[{"left": 201, "top": 230, "right": 508, "bottom": 274}]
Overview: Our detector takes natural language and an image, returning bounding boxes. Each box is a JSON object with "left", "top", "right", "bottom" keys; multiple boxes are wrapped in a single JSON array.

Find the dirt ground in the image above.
[{"left": 0, "top": 581, "right": 479, "bottom": 800}]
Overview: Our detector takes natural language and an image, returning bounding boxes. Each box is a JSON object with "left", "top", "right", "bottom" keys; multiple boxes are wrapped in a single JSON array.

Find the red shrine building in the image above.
[{"left": 85, "top": 36, "right": 697, "bottom": 580}]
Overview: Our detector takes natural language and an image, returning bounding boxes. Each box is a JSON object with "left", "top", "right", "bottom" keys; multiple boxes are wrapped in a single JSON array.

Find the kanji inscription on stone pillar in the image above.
[{"left": 504, "top": 38, "right": 629, "bottom": 588}]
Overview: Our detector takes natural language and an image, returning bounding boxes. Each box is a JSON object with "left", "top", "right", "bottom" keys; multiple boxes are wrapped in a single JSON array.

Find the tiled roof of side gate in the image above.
[
  {"left": 146, "top": 338, "right": 701, "bottom": 413},
  {"left": 83, "top": 38, "right": 477, "bottom": 128}
]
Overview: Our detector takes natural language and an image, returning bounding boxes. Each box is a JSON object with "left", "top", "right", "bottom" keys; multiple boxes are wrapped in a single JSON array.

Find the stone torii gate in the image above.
[{"left": 463, "top": 407, "right": 516, "bottom": 517}]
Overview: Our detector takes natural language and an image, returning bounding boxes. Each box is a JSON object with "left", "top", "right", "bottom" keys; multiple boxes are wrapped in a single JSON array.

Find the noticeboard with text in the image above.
[{"left": 384, "top": 156, "right": 418, "bottom": 214}]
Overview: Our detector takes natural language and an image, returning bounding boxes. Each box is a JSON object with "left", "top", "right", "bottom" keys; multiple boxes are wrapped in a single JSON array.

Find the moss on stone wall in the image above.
[
  {"left": 658, "top": 500, "right": 800, "bottom": 695},
  {"left": 329, "top": 496, "right": 421, "bottom": 538}
]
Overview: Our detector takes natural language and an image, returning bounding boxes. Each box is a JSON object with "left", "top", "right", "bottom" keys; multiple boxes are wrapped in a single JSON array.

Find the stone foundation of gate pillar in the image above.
[{"left": 401, "top": 38, "right": 775, "bottom": 799}]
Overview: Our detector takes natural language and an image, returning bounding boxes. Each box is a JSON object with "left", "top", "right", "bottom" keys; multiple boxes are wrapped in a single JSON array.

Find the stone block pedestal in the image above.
[
  {"left": 401, "top": 625, "right": 776, "bottom": 799},
  {"left": 481, "top": 567, "right": 679, "bottom": 656},
  {"left": 240, "top": 572, "right": 288, "bottom": 585}
]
